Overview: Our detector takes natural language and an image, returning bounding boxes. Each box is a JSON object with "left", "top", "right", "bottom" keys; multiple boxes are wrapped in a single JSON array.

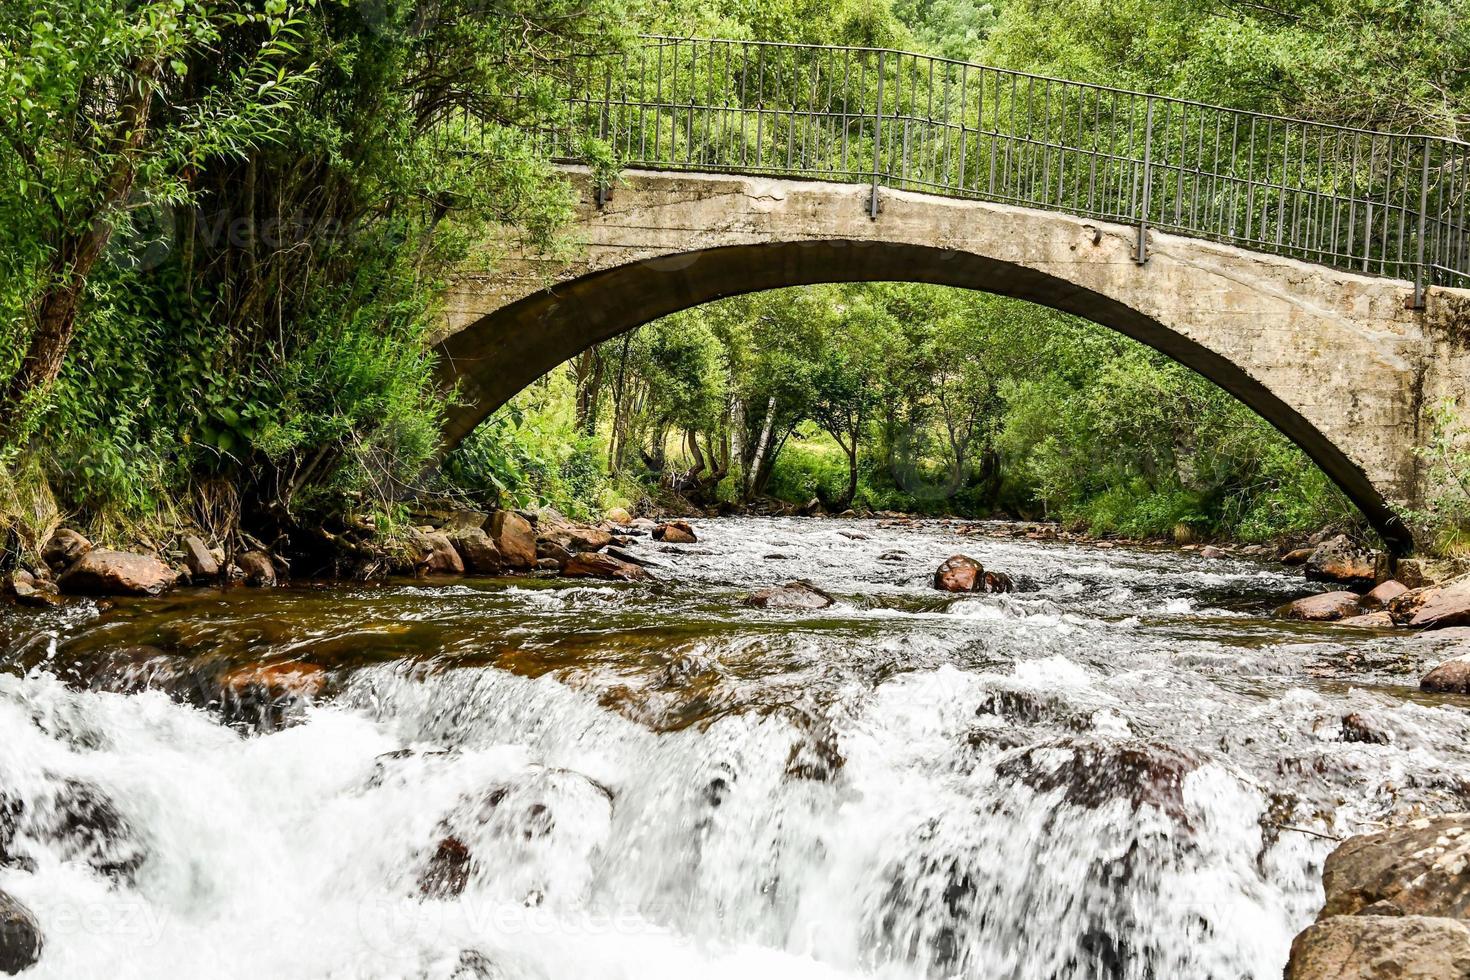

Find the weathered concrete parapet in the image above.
[{"left": 438, "top": 166, "right": 1470, "bottom": 553}]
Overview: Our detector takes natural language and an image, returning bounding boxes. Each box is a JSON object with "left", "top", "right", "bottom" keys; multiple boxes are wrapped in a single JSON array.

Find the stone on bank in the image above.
[{"left": 0, "top": 890, "right": 42, "bottom": 975}]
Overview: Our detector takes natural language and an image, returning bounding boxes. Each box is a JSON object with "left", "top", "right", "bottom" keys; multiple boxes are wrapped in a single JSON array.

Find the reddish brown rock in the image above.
[
  {"left": 41, "top": 528, "right": 92, "bottom": 573},
  {"left": 1278, "top": 591, "right": 1362, "bottom": 622},
  {"left": 180, "top": 534, "right": 219, "bottom": 579},
  {"left": 1421, "top": 654, "right": 1470, "bottom": 694},
  {"left": 237, "top": 551, "right": 278, "bottom": 587},
  {"left": 418, "top": 532, "right": 464, "bottom": 575},
  {"left": 488, "top": 511, "right": 537, "bottom": 569},
  {"left": 1389, "top": 577, "right": 1470, "bottom": 630},
  {"left": 418, "top": 836, "right": 472, "bottom": 898},
  {"left": 535, "top": 508, "right": 614, "bottom": 553},
  {"left": 217, "top": 662, "right": 328, "bottom": 730},
  {"left": 934, "top": 555, "right": 984, "bottom": 592},
  {"left": 1281, "top": 547, "right": 1315, "bottom": 566},
  {"left": 448, "top": 527, "right": 502, "bottom": 574},
  {"left": 1359, "top": 580, "right": 1408, "bottom": 612},
  {"left": 652, "top": 520, "right": 697, "bottom": 544},
  {"left": 58, "top": 550, "right": 177, "bottom": 597},
  {"left": 562, "top": 552, "right": 650, "bottom": 581},
  {"left": 1340, "top": 713, "right": 1391, "bottom": 745},
  {"left": 1306, "top": 535, "right": 1377, "bottom": 586},
  {"left": 1321, "top": 813, "right": 1470, "bottom": 918}
]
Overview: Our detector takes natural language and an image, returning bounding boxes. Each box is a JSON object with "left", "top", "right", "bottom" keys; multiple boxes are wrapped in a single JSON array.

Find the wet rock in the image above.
[
  {"left": 982, "top": 570, "right": 1014, "bottom": 594},
  {"left": 58, "top": 549, "right": 177, "bottom": 597},
  {"left": 419, "top": 835, "right": 472, "bottom": 898},
  {"left": 995, "top": 738, "right": 1201, "bottom": 820},
  {"left": 41, "top": 528, "right": 91, "bottom": 574},
  {"left": 629, "top": 517, "right": 657, "bottom": 531},
  {"left": 237, "top": 550, "right": 278, "bottom": 587},
  {"left": 535, "top": 509, "right": 614, "bottom": 553},
  {"left": 0, "top": 890, "right": 43, "bottom": 975},
  {"left": 652, "top": 520, "right": 697, "bottom": 544},
  {"left": 1396, "top": 557, "right": 1460, "bottom": 590},
  {"left": 1359, "top": 580, "right": 1408, "bottom": 611},
  {"left": 1285, "top": 915, "right": 1470, "bottom": 979},
  {"left": 448, "top": 527, "right": 503, "bottom": 574},
  {"left": 1278, "top": 591, "right": 1362, "bottom": 622},
  {"left": 533, "top": 557, "right": 561, "bottom": 572},
  {"left": 13, "top": 778, "right": 148, "bottom": 881},
  {"left": 877, "top": 550, "right": 909, "bottom": 562},
  {"left": 1389, "top": 577, "right": 1470, "bottom": 630},
  {"left": 562, "top": 552, "right": 650, "bottom": 581},
  {"left": 933, "top": 555, "right": 983, "bottom": 592},
  {"left": 6, "top": 573, "right": 62, "bottom": 609},
  {"left": 1282, "top": 547, "right": 1315, "bottom": 566},
  {"left": 449, "top": 949, "right": 506, "bottom": 980},
  {"left": 488, "top": 511, "right": 537, "bottom": 570},
  {"left": 838, "top": 530, "right": 868, "bottom": 540},
  {"left": 785, "top": 726, "right": 845, "bottom": 782},
  {"left": 216, "top": 662, "right": 328, "bottom": 730},
  {"left": 1321, "top": 813, "right": 1470, "bottom": 918},
  {"left": 1199, "top": 545, "right": 1225, "bottom": 559},
  {"left": 604, "top": 545, "right": 665, "bottom": 569},
  {"left": 535, "top": 540, "right": 573, "bottom": 566},
  {"left": 1421, "top": 654, "right": 1470, "bottom": 694},
  {"left": 1338, "top": 611, "right": 1394, "bottom": 628},
  {"left": 1306, "top": 535, "right": 1376, "bottom": 587},
  {"left": 744, "top": 580, "right": 834, "bottom": 610},
  {"left": 1340, "top": 713, "right": 1391, "bottom": 745},
  {"left": 413, "top": 532, "right": 463, "bottom": 576},
  {"left": 180, "top": 534, "right": 218, "bottom": 579},
  {"left": 604, "top": 506, "right": 632, "bottom": 525}
]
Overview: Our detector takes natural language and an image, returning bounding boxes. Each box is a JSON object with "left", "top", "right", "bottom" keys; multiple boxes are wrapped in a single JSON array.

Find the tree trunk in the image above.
[
  {"left": 0, "top": 60, "right": 158, "bottom": 441},
  {"left": 745, "top": 396, "right": 777, "bottom": 501}
]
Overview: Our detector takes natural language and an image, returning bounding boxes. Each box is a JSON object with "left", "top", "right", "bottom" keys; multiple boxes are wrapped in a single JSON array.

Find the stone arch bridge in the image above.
[{"left": 431, "top": 38, "right": 1470, "bottom": 554}]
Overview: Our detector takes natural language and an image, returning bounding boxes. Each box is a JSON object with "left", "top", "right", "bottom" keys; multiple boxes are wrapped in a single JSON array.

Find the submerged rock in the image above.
[
  {"left": 1339, "top": 713, "right": 1391, "bottom": 745},
  {"left": 216, "top": 662, "right": 328, "bottom": 730},
  {"left": 652, "top": 520, "right": 697, "bottom": 544},
  {"left": 58, "top": 550, "right": 177, "bottom": 597},
  {"left": 995, "top": 738, "right": 1201, "bottom": 821},
  {"left": 744, "top": 580, "right": 834, "bottom": 610},
  {"left": 419, "top": 836, "right": 473, "bottom": 899},
  {"left": 1278, "top": 591, "right": 1361, "bottom": 622},
  {"left": 0, "top": 890, "right": 43, "bottom": 975}
]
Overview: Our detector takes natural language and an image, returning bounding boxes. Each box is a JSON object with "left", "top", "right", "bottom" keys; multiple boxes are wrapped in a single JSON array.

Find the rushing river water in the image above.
[{"left": 3, "top": 517, "right": 1470, "bottom": 979}]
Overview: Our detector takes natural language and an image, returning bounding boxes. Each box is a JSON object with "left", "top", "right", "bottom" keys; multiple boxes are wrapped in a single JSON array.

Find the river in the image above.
[{"left": 2, "top": 517, "right": 1469, "bottom": 979}]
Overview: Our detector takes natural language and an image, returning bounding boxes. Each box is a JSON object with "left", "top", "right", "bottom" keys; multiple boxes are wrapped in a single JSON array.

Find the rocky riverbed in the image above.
[{"left": 3, "top": 516, "right": 1470, "bottom": 977}]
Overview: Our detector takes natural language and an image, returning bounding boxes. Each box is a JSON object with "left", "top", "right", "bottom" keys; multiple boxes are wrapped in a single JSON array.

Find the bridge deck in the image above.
[{"left": 474, "top": 35, "right": 1470, "bottom": 305}]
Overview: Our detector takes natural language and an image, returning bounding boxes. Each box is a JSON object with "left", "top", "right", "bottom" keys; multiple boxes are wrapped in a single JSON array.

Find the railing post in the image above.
[
  {"left": 1136, "top": 97, "right": 1154, "bottom": 264},
  {"left": 871, "top": 50, "right": 885, "bottom": 220},
  {"left": 1415, "top": 135, "right": 1431, "bottom": 308}
]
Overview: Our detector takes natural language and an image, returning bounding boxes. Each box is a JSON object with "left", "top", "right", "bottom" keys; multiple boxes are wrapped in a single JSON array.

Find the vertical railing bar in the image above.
[
  {"left": 957, "top": 64, "right": 968, "bottom": 194},
  {"left": 1137, "top": 97, "right": 1154, "bottom": 263},
  {"left": 871, "top": 48, "right": 884, "bottom": 218},
  {"left": 1415, "top": 135, "right": 1431, "bottom": 306}
]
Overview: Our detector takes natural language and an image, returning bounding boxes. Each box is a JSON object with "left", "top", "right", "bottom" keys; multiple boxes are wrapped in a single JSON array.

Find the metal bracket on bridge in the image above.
[{"left": 594, "top": 182, "right": 613, "bottom": 209}]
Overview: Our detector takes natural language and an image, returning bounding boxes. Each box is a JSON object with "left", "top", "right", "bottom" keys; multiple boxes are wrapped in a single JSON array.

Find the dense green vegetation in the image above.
[{"left": 3, "top": 0, "right": 1468, "bottom": 560}]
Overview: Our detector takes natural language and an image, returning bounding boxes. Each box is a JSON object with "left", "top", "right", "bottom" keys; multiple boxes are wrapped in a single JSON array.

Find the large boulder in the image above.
[
  {"left": 1278, "top": 591, "right": 1362, "bottom": 622},
  {"left": 1322, "top": 813, "right": 1470, "bottom": 918},
  {"left": 488, "top": 511, "right": 536, "bottom": 570},
  {"left": 448, "top": 527, "right": 502, "bottom": 575},
  {"left": 0, "top": 890, "right": 43, "bottom": 974},
  {"left": 562, "top": 552, "right": 650, "bottom": 581},
  {"left": 40, "top": 528, "right": 91, "bottom": 574},
  {"left": 652, "top": 520, "right": 697, "bottom": 544},
  {"left": 58, "top": 550, "right": 177, "bottom": 597},
  {"left": 1421, "top": 654, "right": 1470, "bottom": 694},
  {"left": 1285, "top": 915, "right": 1470, "bottom": 979},
  {"left": 412, "top": 531, "right": 464, "bottom": 575},
  {"left": 1306, "top": 535, "right": 1377, "bottom": 587},
  {"left": 1389, "top": 577, "right": 1470, "bottom": 631},
  {"left": 744, "top": 580, "right": 835, "bottom": 610},
  {"left": 933, "top": 555, "right": 984, "bottom": 592}
]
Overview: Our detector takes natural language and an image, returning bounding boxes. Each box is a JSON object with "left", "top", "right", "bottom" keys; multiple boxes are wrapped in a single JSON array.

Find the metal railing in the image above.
[{"left": 517, "top": 36, "right": 1470, "bottom": 303}]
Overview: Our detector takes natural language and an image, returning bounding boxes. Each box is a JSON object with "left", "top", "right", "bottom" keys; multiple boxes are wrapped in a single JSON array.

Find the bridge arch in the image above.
[{"left": 437, "top": 169, "right": 1470, "bottom": 554}]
